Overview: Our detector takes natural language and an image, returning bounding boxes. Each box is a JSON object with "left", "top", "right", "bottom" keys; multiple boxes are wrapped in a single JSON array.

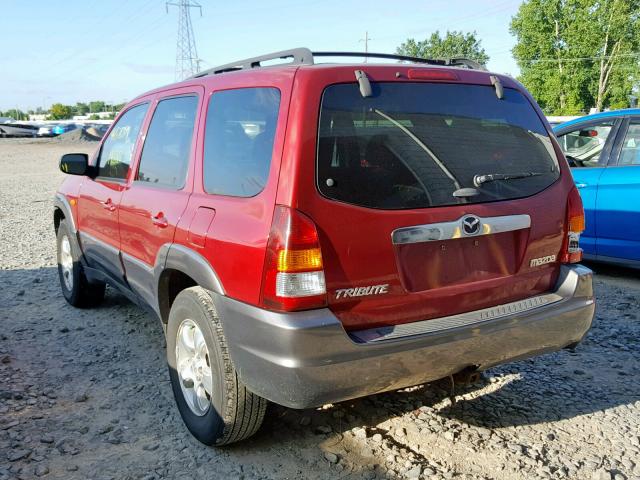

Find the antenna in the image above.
[
  {"left": 166, "top": 0, "right": 203, "bottom": 81},
  {"left": 359, "top": 31, "right": 372, "bottom": 63}
]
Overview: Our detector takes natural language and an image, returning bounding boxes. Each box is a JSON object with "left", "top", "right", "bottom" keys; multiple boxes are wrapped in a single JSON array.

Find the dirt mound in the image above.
[
  {"left": 84, "top": 126, "right": 104, "bottom": 138},
  {"left": 53, "top": 128, "right": 100, "bottom": 143}
]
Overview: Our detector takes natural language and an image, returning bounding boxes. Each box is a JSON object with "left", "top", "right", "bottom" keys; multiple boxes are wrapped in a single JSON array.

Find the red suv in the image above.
[{"left": 54, "top": 48, "right": 595, "bottom": 445}]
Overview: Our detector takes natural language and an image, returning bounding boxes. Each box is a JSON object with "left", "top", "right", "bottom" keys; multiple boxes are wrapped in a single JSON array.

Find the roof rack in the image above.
[
  {"left": 189, "top": 47, "right": 487, "bottom": 79},
  {"left": 190, "top": 48, "right": 314, "bottom": 77},
  {"left": 313, "top": 51, "right": 486, "bottom": 71}
]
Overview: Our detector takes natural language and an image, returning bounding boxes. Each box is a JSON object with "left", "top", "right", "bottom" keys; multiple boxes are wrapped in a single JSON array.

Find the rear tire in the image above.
[
  {"left": 56, "top": 219, "right": 106, "bottom": 307},
  {"left": 167, "top": 287, "right": 267, "bottom": 445}
]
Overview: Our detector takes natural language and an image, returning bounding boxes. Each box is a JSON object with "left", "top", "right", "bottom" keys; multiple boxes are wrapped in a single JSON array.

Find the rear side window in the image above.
[
  {"left": 98, "top": 103, "right": 148, "bottom": 180},
  {"left": 317, "top": 82, "right": 559, "bottom": 209},
  {"left": 137, "top": 95, "right": 198, "bottom": 188},
  {"left": 618, "top": 121, "right": 640, "bottom": 166},
  {"left": 203, "top": 88, "right": 280, "bottom": 197}
]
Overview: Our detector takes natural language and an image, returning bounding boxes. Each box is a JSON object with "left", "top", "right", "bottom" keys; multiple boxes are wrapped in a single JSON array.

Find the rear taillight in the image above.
[
  {"left": 561, "top": 186, "right": 585, "bottom": 263},
  {"left": 260, "top": 206, "right": 327, "bottom": 311}
]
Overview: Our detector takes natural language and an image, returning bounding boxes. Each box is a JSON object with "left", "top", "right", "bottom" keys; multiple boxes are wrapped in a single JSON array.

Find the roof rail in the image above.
[
  {"left": 189, "top": 48, "right": 486, "bottom": 79},
  {"left": 190, "top": 48, "right": 314, "bottom": 78},
  {"left": 312, "top": 52, "right": 487, "bottom": 71}
]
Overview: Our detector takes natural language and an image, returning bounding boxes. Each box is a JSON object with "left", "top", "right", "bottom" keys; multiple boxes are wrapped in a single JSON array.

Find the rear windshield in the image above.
[{"left": 317, "top": 82, "right": 559, "bottom": 209}]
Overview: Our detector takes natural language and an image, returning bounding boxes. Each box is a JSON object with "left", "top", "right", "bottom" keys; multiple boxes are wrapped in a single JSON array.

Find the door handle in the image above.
[
  {"left": 100, "top": 198, "right": 116, "bottom": 212},
  {"left": 575, "top": 182, "right": 588, "bottom": 189},
  {"left": 151, "top": 212, "right": 168, "bottom": 228}
]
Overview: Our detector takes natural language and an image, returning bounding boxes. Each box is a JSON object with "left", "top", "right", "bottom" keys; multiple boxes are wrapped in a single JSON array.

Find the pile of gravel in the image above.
[
  {"left": 1, "top": 140, "right": 639, "bottom": 480},
  {"left": 52, "top": 128, "right": 100, "bottom": 143}
]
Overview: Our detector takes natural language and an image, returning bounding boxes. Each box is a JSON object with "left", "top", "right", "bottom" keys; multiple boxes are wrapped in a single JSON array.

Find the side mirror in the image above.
[{"left": 59, "top": 153, "right": 89, "bottom": 176}]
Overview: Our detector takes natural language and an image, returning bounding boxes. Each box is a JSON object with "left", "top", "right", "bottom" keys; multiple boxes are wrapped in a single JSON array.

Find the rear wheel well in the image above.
[
  {"left": 54, "top": 208, "right": 65, "bottom": 233},
  {"left": 158, "top": 269, "right": 198, "bottom": 323}
]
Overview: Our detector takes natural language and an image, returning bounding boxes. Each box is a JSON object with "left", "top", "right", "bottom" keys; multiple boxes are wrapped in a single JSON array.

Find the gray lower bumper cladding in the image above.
[{"left": 215, "top": 265, "right": 595, "bottom": 409}]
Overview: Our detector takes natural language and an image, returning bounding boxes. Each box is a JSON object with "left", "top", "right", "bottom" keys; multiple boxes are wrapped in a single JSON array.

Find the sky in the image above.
[{"left": 0, "top": 0, "right": 523, "bottom": 111}]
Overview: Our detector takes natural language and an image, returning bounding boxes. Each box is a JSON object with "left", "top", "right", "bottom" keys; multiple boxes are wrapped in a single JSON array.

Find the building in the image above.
[{"left": 28, "top": 114, "right": 47, "bottom": 121}]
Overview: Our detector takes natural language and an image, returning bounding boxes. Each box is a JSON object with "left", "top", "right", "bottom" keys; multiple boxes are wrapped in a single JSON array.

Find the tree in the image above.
[
  {"left": 74, "top": 102, "right": 90, "bottom": 116},
  {"left": 48, "top": 103, "right": 73, "bottom": 120},
  {"left": 511, "top": 0, "right": 640, "bottom": 115},
  {"left": 89, "top": 101, "right": 105, "bottom": 113},
  {"left": 1, "top": 109, "right": 26, "bottom": 120},
  {"left": 397, "top": 31, "right": 490, "bottom": 66}
]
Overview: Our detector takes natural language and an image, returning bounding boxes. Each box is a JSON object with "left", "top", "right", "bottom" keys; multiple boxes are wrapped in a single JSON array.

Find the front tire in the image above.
[
  {"left": 56, "top": 219, "right": 105, "bottom": 307},
  {"left": 167, "top": 287, "right": 267, "bottom": 446}
]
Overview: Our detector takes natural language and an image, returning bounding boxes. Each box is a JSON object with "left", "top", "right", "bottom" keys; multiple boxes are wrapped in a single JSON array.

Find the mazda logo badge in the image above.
[{"left": 462, "top": 215, "right": 481, "bottom": 236}]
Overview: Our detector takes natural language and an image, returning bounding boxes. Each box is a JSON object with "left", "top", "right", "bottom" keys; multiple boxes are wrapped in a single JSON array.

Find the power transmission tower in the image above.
[{"left": 166, "top": 0, "right": 202, "bottom": 80}]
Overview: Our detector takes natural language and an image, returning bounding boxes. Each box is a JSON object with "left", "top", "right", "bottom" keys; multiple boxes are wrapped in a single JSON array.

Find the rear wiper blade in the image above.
[{"left": 473, "top": 171, "right": 543, "bottom": 187}]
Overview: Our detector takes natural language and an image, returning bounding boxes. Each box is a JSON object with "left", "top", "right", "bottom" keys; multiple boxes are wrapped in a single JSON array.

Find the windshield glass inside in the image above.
[{"left": 317, "top": 82, "right": 559, "bottom": 209}]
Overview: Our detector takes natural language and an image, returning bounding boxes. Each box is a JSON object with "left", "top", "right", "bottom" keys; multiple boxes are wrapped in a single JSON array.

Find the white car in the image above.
[{"left": 37, "top": 125, "right": 54, "bottom": 137}]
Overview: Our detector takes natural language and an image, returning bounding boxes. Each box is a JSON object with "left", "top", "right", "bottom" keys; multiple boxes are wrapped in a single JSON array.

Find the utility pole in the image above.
[
  {"left": 359, "top": 31, "right": 371, "bottom": 62},
  {"left": 166, "top": 0, "right": 202, "bottom": 81}
]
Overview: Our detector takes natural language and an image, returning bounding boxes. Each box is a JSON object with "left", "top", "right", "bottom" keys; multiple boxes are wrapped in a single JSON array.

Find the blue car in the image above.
[
  {"left": 51, "top": 123, "right": 77, "bottom": 135},
  {"left": 554, "top": 109, "right": 640, "bottom": 268}
]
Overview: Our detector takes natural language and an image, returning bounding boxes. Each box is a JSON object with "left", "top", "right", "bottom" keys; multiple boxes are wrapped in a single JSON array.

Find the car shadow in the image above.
[
  {"left": 584, "top": 260, "right": 640, "bottom": 287},
  {"left": 244, "top": 265, "right": 640, "bottom": 449},
  {"left": 2, "top": 264, "right": 639, "bottom": 478}
]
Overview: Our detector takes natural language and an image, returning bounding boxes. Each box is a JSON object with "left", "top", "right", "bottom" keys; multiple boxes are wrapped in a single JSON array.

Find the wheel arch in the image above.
[
  {"left": 54, "top": 207, "right": 65, "bottom": 234},
  {"left": 53, "top": 193, "right": 77, "bottom": 233},
  {"left": 155, "top": 244, "right": 225, "bottom": 324}
]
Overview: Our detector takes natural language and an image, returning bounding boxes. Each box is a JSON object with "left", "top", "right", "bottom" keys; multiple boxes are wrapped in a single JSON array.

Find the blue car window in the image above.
[
  {"left": 618, "top": 122, "right": 640, "bottom": 166},
  {"left": 557, "top": 120, "right": 615, "bottom": 167}
]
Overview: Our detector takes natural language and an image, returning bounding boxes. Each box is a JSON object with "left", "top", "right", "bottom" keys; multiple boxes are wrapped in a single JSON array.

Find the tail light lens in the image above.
[
  {"left": 261, "top": 206, "right": 327, "bottom": 311},
  {"left": 561, "top": 186, "right": 585, "bottom": 263},
  {"left": 407, "top": 69, "right": 459, "bottom": 81}
]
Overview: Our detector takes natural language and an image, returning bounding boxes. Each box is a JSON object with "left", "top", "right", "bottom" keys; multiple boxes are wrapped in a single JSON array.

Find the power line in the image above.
[
  {"left": 166, "top": 0, "right": 202, "bottom": 81},
  {"left": 526, "top": 52, "right": 640, "bottom": 63},
  {"left": 39, "top": 0, "right": 159, "bottom": 73}
]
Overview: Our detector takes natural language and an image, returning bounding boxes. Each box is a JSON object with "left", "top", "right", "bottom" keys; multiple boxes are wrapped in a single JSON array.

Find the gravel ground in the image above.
[{"left": 0, "top": 138, "right": 639, "bottom": 480}]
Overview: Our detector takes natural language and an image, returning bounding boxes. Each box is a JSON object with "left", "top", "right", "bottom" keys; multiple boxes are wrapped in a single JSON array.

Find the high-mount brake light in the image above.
[
  {"left": 561, "top": 186, "right": 585, "bottom": 263},
  {"left": 261, "top": 206, "right": 327, "bottom": 311},
  {"left": 407, "top": 69, "right": 459, "bottom": 81}
]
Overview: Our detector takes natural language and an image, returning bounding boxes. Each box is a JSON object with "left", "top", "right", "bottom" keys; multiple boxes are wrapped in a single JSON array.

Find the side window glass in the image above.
[
  {"left": 618, "top": 122, "right": 640, "bottom": 166},
  {"left": 203, "top": 88, "right": 281, "bottom": 197},
  {"left": 557, "top": 120, "right": 615, "bottom": 167},
  {"left": 137, "top": 96, "right": 198, "bottom": 188},
  {"left": 98, "top": 103, "right": 148, "bottom": 180}
]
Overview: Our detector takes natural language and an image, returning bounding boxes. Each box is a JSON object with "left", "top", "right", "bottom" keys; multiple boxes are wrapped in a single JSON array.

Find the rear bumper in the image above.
[{"left": 216, "top": 265, "right": 594, "bottom": 409}]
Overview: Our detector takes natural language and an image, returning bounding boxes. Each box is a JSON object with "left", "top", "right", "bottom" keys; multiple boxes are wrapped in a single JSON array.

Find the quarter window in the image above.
[
  {"left": 203, "top": 88, "right": 280, "bottom": 197},
  {"left": 98, "top": 103, "right": 148, "bottom": 180},
  {"left": 137, "top": 96, "right": 198, "bottom": 188},
  {"left": 557, "top": 120, "right": 615, "bottom": 167}
]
